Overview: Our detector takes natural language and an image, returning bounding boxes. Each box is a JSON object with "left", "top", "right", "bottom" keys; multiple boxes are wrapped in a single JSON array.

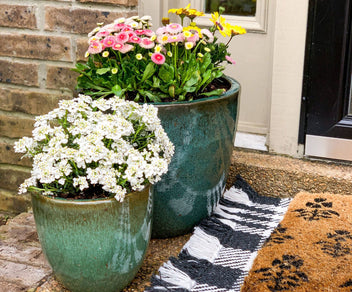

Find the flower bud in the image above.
[{"left": 162, "top": 17, "right": 170, "bottom": 25}]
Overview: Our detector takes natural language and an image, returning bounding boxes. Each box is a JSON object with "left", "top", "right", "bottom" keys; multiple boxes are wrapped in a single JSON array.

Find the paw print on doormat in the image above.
[
  {"left": 340, "top": 279, "right": 352, "bottom": 288},
  {"left": 293, "top": 197, "right": 339, "bottom": 221},
  {"left": 264, "top": 224, "right": 294, "bottom": 246},
  {"left": 253, "top": 254, "right": 308, "bottom": 291},
  {"left": 315, "top": 230, "right": 352, "bottom": 257}
]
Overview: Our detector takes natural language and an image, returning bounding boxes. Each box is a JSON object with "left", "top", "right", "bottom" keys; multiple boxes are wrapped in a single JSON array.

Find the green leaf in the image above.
[
  {"left": 142, "top": 62, "right": 156, "bottom": 82},
  {"left": 200, "top": 53, "right": 212, "bottom": 73},
  {"left": 75, "top": 63, "right": 88, "bottom": 71},
  {"left": 139, "top": 90, "right": 161, "bottom": 102},
  {"left": 159, "top": 64, "right": 174, "bottom": 83},
  {"left": 213, "top": 70, "right": 223, "bottom": 79},
  {"left": 185, "top": 71, "right": 200, "bottom": 88},
  {"left": 184, "top": 86, "right": 197, "bottom": 93},
  {"left": 96, "top": 68, "right": 111, "bottom": 75},
  {"left": 197, "top": 70, "right": 212, "bottom": 90},
  {"left": 200, "top": 89, "right": 225, "bottom": 97},
  {"left": 112, "top": 84, "right": 123, "bottom": 96},
  {"left": 153, "top": 76, "right": 161, "bottom": 88}
]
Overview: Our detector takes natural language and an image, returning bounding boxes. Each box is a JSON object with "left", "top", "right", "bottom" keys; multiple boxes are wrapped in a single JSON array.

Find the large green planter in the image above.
[
  {"left": 152, "top": 76, "right": 240, "bottom": 238},
  {"left": 31, "top": 186, "right": 152, "bottom": 292}
]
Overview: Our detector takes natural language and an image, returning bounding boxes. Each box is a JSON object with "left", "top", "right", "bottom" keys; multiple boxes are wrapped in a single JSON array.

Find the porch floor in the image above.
[{"left": 1, "top": 148, "right": 352, "bottom": 292}]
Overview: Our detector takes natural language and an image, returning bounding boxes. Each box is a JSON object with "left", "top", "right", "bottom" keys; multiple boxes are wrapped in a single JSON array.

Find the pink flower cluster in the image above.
[
  {"left": 86, "top": 17, "right": 215, "bottom": 66},
  {"left": 87, "top": 18, "right": 156, "bottom": 55},
  {"left": 149, "top": 23, "right": 214, "bottom": 64},
  {"left": 157, "top": 24, "right": 213, "bottom": 48}
]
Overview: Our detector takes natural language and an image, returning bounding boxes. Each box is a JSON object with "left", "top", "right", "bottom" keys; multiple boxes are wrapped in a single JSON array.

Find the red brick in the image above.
[
  {"left": 0, "top": 4, "right": 37, "bottom": 29},
  {"left": 76, "top": 37, "right": 89, "bottom": 62},
  {"left": 0, "top": 88, "right": 71, "bottom": 115},
  {"left": 45, "top": 6, "right": 136, "bottom": 34},
  {"left": 0, "top": 60, "right": 38, "bottom": 87},
  {"left": 0, "top": 115, "right": 34, "bottom": 139},
  {"left": 46, "top": 66, "right": 79, "bottom": 92},
  {"left": 77, "top": 0, "right": 138, "bottom": 6},
  {"left": 0, "top": 142, "right": 32, "bottom": 167},
  {"left": 0, "top": 34, "right": 71, "bottom": 61},
  {"left": 0, "top": 168, "right": 31, "bottom": 192},
  {"left": 0, "top": 190, "right": 31, "bottom": 217}
]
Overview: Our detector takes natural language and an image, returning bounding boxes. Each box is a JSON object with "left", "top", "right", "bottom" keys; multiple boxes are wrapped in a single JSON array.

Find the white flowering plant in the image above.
[
  {"left": 14, "top": 95, "right": 174, "bottom": 201},
  {"left": 73, "top": 4, "right": 245, "bottom": 102}
]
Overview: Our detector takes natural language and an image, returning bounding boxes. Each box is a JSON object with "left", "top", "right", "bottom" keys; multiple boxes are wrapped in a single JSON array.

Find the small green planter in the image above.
[
  {"left": 152, "top": 76, "right": 240, "bottom": 238},
  {"left": 31, "top": 186, "right": 152, "bottom": 292}
]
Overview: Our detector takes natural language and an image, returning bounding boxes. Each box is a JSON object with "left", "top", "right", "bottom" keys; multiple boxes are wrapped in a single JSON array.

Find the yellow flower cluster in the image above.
[
  {"left": 210, "top": 12, "right": 246, "bottom": 37},
  {"left": 168, "top": 3, "right": 204, "bottom": 20},
  {"left": 183, "top": 22, "right": 203, "bottom": 37}
]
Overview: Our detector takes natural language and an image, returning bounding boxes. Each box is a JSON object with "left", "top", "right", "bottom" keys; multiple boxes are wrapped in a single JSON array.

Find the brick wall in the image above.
[{"left": 0, "top": 0, "right": 138, "bottom": 214}]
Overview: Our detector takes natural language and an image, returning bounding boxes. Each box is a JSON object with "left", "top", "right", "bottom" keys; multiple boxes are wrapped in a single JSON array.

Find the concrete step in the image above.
[{"left": 228, "top": 148, "right": 352, "bottom": 198}]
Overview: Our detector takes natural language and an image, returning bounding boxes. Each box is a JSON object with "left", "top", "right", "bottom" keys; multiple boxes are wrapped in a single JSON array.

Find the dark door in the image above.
[{"left": 302, "top": 0, "right": 352, "bottom": 161}]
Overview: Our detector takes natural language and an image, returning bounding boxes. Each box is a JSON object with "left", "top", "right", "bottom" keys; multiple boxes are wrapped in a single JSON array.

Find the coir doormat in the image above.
[
  {"left": 146, "top": 176, "right": 291, "bottom": 291},
  {"left": 241, "top": 192, "right": 352, "bottom": 291}
]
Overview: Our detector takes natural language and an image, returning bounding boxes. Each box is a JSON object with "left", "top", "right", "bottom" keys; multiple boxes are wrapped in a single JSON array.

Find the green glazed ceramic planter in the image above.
[
  {"left": 152, "top": 76, "right": 240, "bottom": 238},
  {"left": 31, "top": 186, "right": 152, "bottom": 292}
]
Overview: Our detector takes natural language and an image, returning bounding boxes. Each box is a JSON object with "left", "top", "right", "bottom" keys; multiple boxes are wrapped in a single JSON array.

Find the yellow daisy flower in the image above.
[
  {"left": 168, "top": 3, "right": 191, "bottom": 16},
  {"left": 210, "top": 12, "right": 230, "bottom": 37},
  {"left": 183, "top": 22, "right": 203, "bottom": 37}
]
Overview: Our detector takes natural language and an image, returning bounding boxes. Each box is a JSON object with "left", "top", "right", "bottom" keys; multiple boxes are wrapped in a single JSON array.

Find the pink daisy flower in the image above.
[
  {"left": 143, "top": 29, "right": 155, "bottom": 37},
  {"left": 103, "top": 36, "right": 116, "bottom": 47},
  {"left": 129, "top": 35, "right": 142, "bottom": 44},
  {"left": 96, "top": 29, "right": 110, "bottom": 38},
  {"left": 157, "top": 34, "right": 170, "bottom": 45},
  {"left": 166, "top": 23, "right": 183, "bottom": 34},
  {"left": 201, "top": 29, "right": 214, "bottom": 43},
  {"left": 119, "top": 44, "right": 134, "bottom": 54},
  {"left": 127, "top": 32, "right": 137, "bottom": 39},
  {"left": 113, "top": 23, "right": 127, "bottom": 31},
  {"left": 167, "top": 33, "right": 184, "bottom": 43},
  {"left": 116, "top": 32, "right": 129, "bottom": 43},
  {"left": 156, "top": 27, "right": 167, "bottom": 36},
  {"left": 135, "top": 30, "right": 146, "bottom": 36},
  {"left": 139, "top": 37, "right": 155, "bottom": 49},
  {"left": 112, "top": 43, "right": 124, "bottom": 50},
  {"left": 87, "top": 41, "right": 103, "bottom": 54},
  {"left": 225, "top": 55, "right": 236, "bottom": 65},
  {"left": 121, "top": 27, "right": 133, "bottom": 33},
  {"left": 101, "top": 23, "right": 115, "bottom": 33},
  {"left": 186, "top": 33, "right": 199, "bottom": 43},
  {"left": 151, "top": 52, "right": 165, "bottom": 65}
]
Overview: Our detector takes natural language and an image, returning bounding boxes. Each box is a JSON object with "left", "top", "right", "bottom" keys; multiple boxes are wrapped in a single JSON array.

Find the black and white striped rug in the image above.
[{"left": 146, "top": 176, "right": 291, "bottom": 291}]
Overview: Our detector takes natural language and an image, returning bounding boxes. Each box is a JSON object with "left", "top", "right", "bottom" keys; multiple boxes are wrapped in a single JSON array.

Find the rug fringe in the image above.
[
  {"left": 153, "top": 260, "right": 197, "bottom": 290},
  {"left": 182, "top": 227, "right": 222, "bottom": 262}
]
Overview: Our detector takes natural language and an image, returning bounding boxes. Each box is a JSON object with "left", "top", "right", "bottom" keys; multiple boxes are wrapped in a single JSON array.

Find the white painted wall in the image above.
[{"left": 223, "top": 0, "right": 276, "bottom": 135}]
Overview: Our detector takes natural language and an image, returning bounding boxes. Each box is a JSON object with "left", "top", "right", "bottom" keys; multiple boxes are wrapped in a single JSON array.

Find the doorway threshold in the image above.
[
  {"left": 305, "top": 135, "right": 352, "bottom": 162},
  {"left": 235, "top": 132, "right": 268, "bottom": 151}
]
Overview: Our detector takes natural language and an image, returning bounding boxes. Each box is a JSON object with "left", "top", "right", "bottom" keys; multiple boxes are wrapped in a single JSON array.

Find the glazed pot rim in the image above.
[
  {"left": 30, "top": 184, "right": 150, "bottom": 205},
  {"left": 150, "top": 76, "right": 240, "bottom": 108}
]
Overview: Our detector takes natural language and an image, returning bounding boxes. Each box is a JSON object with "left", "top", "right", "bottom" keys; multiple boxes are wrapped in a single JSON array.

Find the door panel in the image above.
[{"left": 303, "top": 0, "right": 352, "bottom": 161}]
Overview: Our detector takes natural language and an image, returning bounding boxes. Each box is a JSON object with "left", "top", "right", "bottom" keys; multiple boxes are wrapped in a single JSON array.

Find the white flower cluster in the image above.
[{"left": 14, "top": 95, "right": 174, "bottom": 201}]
